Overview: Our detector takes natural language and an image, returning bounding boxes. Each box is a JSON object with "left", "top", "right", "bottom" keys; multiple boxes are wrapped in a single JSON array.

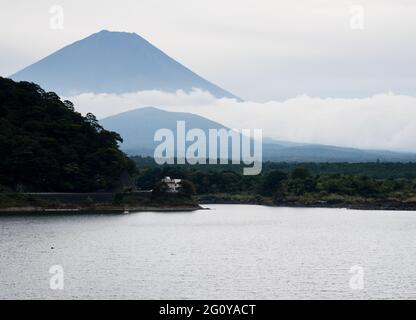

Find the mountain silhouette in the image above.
[
  {"left": 10, "top": 30, "right": 238, "bottom": 99},
  {"left": 100, "top": 107, "right": 416, "bottom": 162},
  {"left": 100, "top": 107, "right": 234, "bottom": 156}
]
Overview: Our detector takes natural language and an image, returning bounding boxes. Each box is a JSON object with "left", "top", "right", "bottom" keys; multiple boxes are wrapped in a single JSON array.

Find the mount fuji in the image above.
[{"left": 10, "top": 30, "right": 238, "bottom": 99}]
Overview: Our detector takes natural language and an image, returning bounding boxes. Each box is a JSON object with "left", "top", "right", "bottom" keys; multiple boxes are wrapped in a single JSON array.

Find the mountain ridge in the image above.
[{"left": 100, "top": 107, "right": 416, "bottom": 163}]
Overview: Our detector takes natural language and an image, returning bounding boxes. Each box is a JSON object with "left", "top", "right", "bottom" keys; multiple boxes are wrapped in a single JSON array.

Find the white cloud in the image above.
[{"left": 66, "top": 89, "right": 416, "bottom": 152}]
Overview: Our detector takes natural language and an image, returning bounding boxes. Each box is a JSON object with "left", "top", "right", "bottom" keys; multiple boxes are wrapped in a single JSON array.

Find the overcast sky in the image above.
[
  {"left": 1, "top": 0, "right": 416, "bottom": 101},
  {"left": 2, "top": 1, "right": 416, "bottom": 151}
]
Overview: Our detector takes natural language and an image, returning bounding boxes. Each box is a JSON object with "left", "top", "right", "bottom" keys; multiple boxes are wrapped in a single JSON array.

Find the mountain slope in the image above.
[
  {"left": 100, "top": 107, "right": 416, "bottom": 162},
  {"left": 100, "top": 107, "right": 232, "bottom": 156},
  {"left": 10, "top": 30, "right": 238, "bottom": 99}
]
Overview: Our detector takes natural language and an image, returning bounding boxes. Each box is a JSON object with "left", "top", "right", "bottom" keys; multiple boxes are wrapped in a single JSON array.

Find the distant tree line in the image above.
[
  {"left": 132, "top": 156, "right": 416, "bottom": 203},
  {"left": 132, "top": 156, "right": 416, "bottom": 179}
]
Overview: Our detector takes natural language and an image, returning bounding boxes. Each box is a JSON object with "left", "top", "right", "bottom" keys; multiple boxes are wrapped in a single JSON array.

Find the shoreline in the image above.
[
  {"left": 1, "top": 201, "right": 416, "bottom": 213},
  {"left": 198, "top": 199, "right": 416, "bottom": 211},
  {"left": 0, "top": 205, "right": 203, "bottom": 214},
  {"left": 0, "top": 192, "right": 202, "bottom": 214},
  {"left": 1, "top": 193, "right": 416, "bottom": 213}
]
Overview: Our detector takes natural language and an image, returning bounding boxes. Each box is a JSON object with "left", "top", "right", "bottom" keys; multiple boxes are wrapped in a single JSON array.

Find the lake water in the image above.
[{"left": 0, "top": 205, "right": 415, "bottom": 299}]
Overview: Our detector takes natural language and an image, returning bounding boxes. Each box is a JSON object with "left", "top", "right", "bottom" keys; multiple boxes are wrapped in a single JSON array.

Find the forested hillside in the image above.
[{"left": 0, "top": 77, "right": 134, "bottom": 191}]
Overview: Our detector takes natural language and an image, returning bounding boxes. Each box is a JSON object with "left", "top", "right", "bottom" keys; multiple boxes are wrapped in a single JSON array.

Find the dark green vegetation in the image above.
[
  {"left": 0, "top": 193, "right": 44, "bottom": 208},
  {"left": 133, "top": 157, "right": 416, "bottom": 208},
  {"left": 0, "top": 77, "right": 135, "bottom": 192},
  {"left": 133, "top": 156, "right": 416, "bottom": 179}
]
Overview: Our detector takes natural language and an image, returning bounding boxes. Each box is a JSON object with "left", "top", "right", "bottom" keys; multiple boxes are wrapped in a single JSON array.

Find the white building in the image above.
[{"left": 161, "top": 177, "right": 182, "bottom": 193}]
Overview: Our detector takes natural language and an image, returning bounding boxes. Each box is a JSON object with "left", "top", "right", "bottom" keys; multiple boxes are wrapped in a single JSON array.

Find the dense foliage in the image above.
[
  {"left": 132, "top": 157, "right": 416, "bottom": 204},
  {"left": 0, "top": 77, "right": 135, "bottom": 191},
  {"left": 132, "top": 156, "right": 416, "bottom": 179}
]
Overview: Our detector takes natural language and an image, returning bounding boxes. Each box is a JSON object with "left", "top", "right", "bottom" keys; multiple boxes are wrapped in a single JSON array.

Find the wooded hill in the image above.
[{"left": 0, "top": 77, "right": 134, "bottom": 192}]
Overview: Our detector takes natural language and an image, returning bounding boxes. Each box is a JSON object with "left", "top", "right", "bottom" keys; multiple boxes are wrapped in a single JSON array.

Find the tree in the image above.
[
  {"left": 152, "top": 181, "right": 169, "bottom": 197},
  {"left": 259, "top": 170, "right": 287, "bottom": 196},
  {"left": 63, "top": 100, "right": 74, "bottom": 111},
  {"left": 179, "top": 180, "right": 196, "bottom": 198},
  {"left": 85, "top": 112, "right": 102, "bottom": 131},
  {"left": 291, "top": 167, "right": 311, "bottom": 180},
  {"left": 284, "top": 168, "right": 316, "bottom": 195},
  {"left": 272, "top": 187, "right": 285, "bottom": 204}
]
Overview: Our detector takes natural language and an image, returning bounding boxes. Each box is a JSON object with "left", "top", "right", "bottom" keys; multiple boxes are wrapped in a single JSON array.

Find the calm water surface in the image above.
[{"left": 0, "top": 205, "right": 415, "bottom": 299}]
